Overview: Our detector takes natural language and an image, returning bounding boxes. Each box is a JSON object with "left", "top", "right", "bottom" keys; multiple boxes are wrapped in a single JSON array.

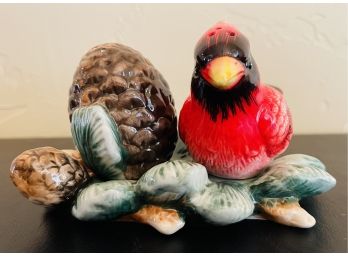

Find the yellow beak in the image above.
[{"left": 202, "top": 56, "right": 245, "bottom": 90}]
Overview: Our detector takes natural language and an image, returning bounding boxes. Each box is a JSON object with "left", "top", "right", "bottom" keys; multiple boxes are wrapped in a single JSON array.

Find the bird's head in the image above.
[{"left": 191, "top": 22, "right": 260, "bottom": 121}]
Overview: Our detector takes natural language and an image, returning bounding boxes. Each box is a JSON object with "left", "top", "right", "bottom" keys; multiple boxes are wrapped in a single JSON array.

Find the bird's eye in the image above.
[
  {"left": 203, "top": 54, "right": 213, "bottom": 63},
  {"left": 197, "top": 53, "right": 213, "bottom": 67},
  {"left": 246, "top": 61, "right": 253, "bottom": 69},
  {"left": 232, "top": 49, "right": 239, "bottom": 58}
]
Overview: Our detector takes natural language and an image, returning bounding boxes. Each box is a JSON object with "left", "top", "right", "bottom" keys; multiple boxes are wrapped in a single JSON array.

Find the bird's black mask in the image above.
[{"left": 191, "top": 23, "right": 260, "bottom": 122}]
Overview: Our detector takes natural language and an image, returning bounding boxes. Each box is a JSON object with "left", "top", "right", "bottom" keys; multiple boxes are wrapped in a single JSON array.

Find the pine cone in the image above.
[
  {"left": 68, "top": 43, "right": 178, "bottom": 179},
  {"left": 10, "top": 147, "right": 91, "bottom": 205}
]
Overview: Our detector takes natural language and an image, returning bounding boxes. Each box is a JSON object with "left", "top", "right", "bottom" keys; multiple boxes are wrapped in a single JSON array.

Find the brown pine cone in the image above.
[
  {"left": 68, "top": 43, "right": 178, "bottom": 179},
  {"left": 10, "top": 147, "right": 91, "bottom": 205}
]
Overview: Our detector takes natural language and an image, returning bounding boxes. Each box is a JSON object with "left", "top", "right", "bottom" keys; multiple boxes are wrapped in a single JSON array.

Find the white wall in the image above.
[{"left": 0, "top": 4, "right": 347, "bottom": 138}]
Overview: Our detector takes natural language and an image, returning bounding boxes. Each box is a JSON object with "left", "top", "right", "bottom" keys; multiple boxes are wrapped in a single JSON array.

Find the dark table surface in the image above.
[{"left": 0, "top": 135, "right": 347, "bottom": 253}]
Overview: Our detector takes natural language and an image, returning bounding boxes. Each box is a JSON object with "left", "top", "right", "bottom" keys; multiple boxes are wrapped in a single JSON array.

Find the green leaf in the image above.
[
  {"left": 71, "top": 104, "right": 127, "bottom": 180},
  {"left": 171, "top": 139, "right": 193, "bottom": 162},
  {"left": 136, "top": 160, "right": 209, "bottom": 202},
  {"left": 72, "top": 180, "right": 138, "bottom": 220},
  {"left": 189, "top": 182, "right": 254, "bottom": 225},
  {"left": 250, "top": 154, "right": 336, "bottom": 202}
]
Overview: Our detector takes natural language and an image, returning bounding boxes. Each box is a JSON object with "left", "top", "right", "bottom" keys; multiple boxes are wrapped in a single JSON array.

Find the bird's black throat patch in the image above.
[{"left": 191, "top": 71, "right": 257, "bottom": 122}]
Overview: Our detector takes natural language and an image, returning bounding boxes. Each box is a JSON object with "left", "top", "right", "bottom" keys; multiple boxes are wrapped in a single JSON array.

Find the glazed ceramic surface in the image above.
[
  {"left": 69, "top": 43, "right": 178, "bottom": 180},
  {"left": 10, "top": 140, "right": 336, "bottom": 234},
  {"left": 10, "top": 148, "right": 91, "bottom": 205},
  {"left": 9, "top": 22, "right": 336, "bottom": 235},
  {"left": 179, "top": 22, "right": 293, "bottom": 179}
]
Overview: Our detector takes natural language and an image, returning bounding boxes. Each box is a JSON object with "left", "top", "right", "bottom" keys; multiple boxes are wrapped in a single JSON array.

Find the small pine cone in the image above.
[{"left": 10, "top": 147, "right": 91, "bottom": 206}]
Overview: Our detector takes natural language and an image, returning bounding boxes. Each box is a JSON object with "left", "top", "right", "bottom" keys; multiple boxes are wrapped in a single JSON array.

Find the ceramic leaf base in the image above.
[{"left": 10, "top": 140, "right": 336, "bottom": 235}]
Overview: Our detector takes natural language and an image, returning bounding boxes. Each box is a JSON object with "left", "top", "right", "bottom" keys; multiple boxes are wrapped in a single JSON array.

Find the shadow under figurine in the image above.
[{"left": 10, "top": 22, "right": 336, "bottom": 235}]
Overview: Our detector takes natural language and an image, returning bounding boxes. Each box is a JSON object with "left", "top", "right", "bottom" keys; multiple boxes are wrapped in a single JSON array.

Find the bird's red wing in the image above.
[
  {"left": 256, "top": 85, "right": 293, "bottom": 158},
  {"left": 178, "top": 96, "right": 192, "bottom": 144}
]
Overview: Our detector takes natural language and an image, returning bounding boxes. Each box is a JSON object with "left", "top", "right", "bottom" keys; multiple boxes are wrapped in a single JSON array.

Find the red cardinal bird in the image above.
[{"left": 179, "top": 22, "right": 293, "bottom": 179}]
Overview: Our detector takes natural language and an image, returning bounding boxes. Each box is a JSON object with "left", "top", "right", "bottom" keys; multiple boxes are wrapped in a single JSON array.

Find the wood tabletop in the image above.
[{"left": 0, "top": 135, "right": 347, "bottom": 252}]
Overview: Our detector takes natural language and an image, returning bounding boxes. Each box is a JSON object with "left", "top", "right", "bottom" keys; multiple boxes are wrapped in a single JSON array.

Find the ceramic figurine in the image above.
[
  {"left": 179, "top": 22, "right": 293, "bottom": 179},
  {"left": 9, "top": 22, "right": 336, "bottom": 235},
  {"left": 69, "top": 43, "right": 178, "bottom": 180}
]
